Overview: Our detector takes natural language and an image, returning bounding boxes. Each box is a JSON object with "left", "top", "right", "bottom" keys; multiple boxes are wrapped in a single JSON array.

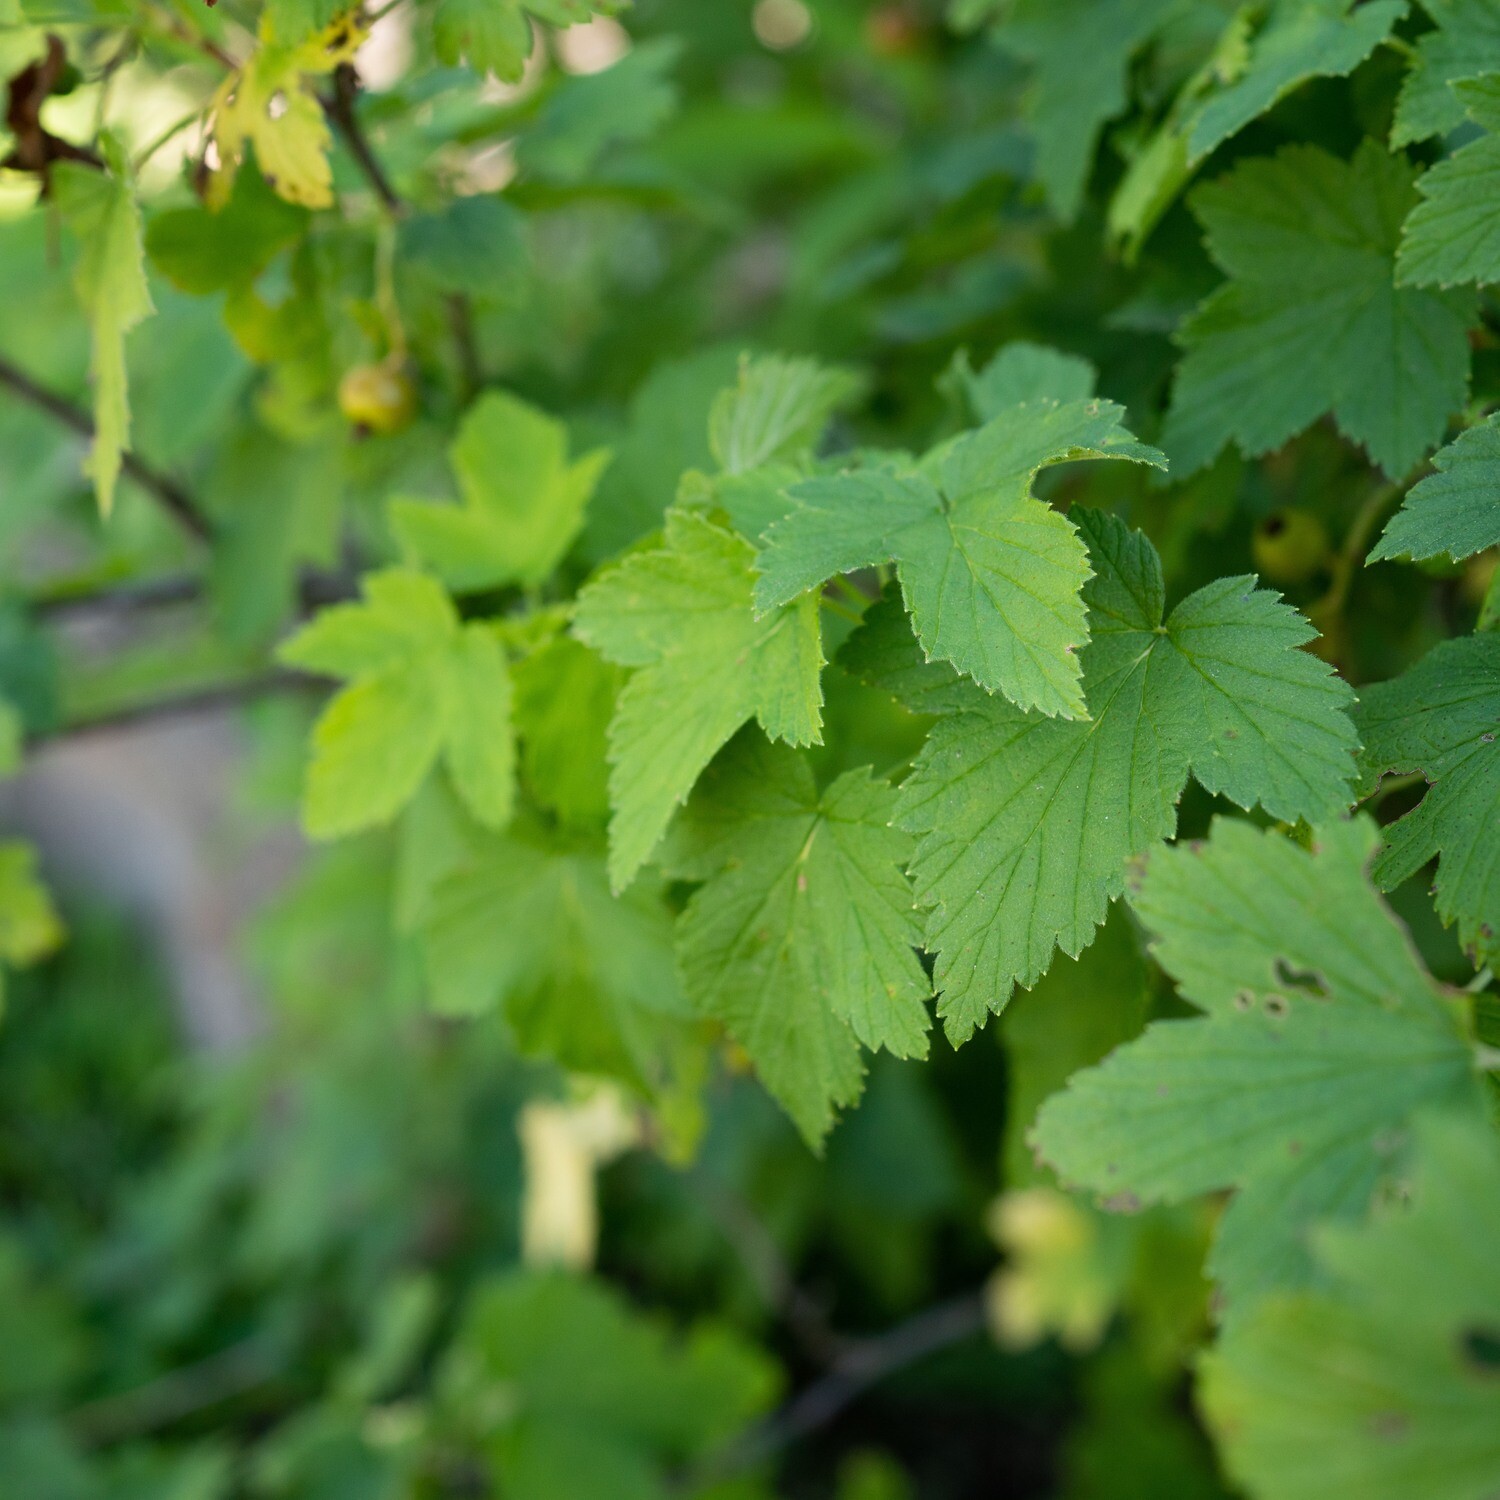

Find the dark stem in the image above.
[
  {"left": 324, "top": 62, "right": 402, "bottom": 212},
  {"left": 688, "top": 1291, "right": 987, "bottom": 1487},
  {"left": 31, "top": 670, "right": 324, "bottom": 745},
  {"left": 30, "top": 562, "right": 360, "bottom": 621},
  {"left": 69, "top": 1336, "right": 277, "bottom": 1446},
  {"left": 0, "top": 353, "right": 214, "bottom": 544},
  {"left": 31, "top": 572, "right": 204, "bottom": 619},
  {"left": 686, "top": 1167, "right": 844, "bottom": 1366}
]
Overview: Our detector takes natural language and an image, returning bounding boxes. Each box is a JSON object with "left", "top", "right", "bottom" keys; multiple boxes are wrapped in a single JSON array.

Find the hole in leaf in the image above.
[{"left": 1273, "top": 958, "right": 1328, "bottom": 999}]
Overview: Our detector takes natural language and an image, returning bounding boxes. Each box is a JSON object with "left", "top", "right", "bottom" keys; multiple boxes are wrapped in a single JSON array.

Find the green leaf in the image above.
[
  {"left": 277, "top": 569, "right": 516, "bottom": 838},
  {"left": 517, "top": 38, "right": 681, "bottom": 184},
  {"left": 433, "top": 0, "right": 627, "bottom": 84},
  {"left": 145, "top": 164, "right": 307, "bottom": 296},
  {"left": 1163, "top": 141, "right": 1474, "bottom": 479},
  {"left": 1184, "top": 0, "right": 1406, "bottom": 165},
  {"left": 1391, "top": 0, "right": 1500, "bottom": 146},
  {"left": 836, "top": 581, "right": 976, "bottom": 718},
  {"left": 896, "top": 510, "right": 1358, "bottom": 1044},
  {"left": 1355, "top": 634, "right": 1500, "bottom": 971},
  {"left": 263, "top": 0, "right": 345, "bottom": 42},
  {"left": 988, "top": 0, "right": 1187, "bottom": 220},
  {"left": 1200, "top": 1112, "right": 1500, "bottom": 1500},
  {"left": 397, "top": 194, "right": 527, "bottom": 298},
  {"left": 707, "top": 353, "right": 863, "bottom": 479},
  {"left": 53, "top": 158, "right": 153, "bottom": 519},
  {"left": 667, "top": 735, "right": 930, "bottom": 1147},
  {"left": 1033, "top": 818, "right": 1483, "bottom": 1308},
  {"left": 1397, "top": 75, "right": 1500, "bottom": 287},
  {"left": 755, "top": 401, "right": 1165, "bottom": 718},
  {"left": 400, "top": 784, "right": 692, "bottom": 1094},
  {"left": 573, "top": 509, "right": 824, "bottom": 892},
  {"left": 514, "top": 636, "right": 619, "bottom": 829},
  {"left": 442, "top": 1270, "right": 777, "bottom": 1500},
  {"left": 0, "top": 841, "right": 64, "bottom": 971},
  {"left": 580, "top": 345, "right": 745, "bottom": 563},
  {"left": 0, "top": 699, "right": 21, "bottom": 779},
  {"left": 1000, "top": 906, "right": 1151, "bottom": 1188},
  {"left": 1369, "top": 414, "right": 1500, "bottom": 563},
  {"left": 390, "top": 392, "right": 610, "bottom": 592},
  {"left": 947, "top": 340, "right": 1097, "bottom": 424}
]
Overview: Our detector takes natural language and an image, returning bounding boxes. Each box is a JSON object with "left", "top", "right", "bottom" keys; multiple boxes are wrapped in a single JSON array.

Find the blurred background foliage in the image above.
[{"left": 0, "top": 0, "right": 1495, "bottom": 1495}]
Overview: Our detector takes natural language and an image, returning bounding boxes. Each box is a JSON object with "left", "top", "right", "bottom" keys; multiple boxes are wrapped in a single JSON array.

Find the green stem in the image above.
[{"left": 1311, "top": 478, "right": 1404, "bottom": 626}]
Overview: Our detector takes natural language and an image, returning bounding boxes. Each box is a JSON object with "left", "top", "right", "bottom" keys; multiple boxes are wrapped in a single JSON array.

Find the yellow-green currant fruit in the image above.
[
  {"left": 338, "top": 361, "right": 417, "bottom": 436},
  {"left": 1252, "top": 508, "right": 1331, "bottom": 585}
]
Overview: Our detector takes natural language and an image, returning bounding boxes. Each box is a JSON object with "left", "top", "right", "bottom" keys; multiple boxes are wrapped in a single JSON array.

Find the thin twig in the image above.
[
  {"left": 688, "top": 1291, "right": 986, "bottom": 1487},
  {"left": 69, "top": 1336, "right": 277, "bottom": 1446},
  {"left": 31, "top": 572, "right": 204, "bottom": 619},
  {"left": 31, "top": 670, "right": 323, "bottom": 745},
  {"left": 0, "top": 358, "right": 360, "bottom": 616},
  {"left": 0, "top": 353, "right": 214, "bottom": 544},
  {"left": 1311, "top": 478, "right": 1404, "bottom": 626},
  {"left": 324, "top": 62, "right": 402, "bottom": 213},
  {"left": 29, "top": 563, "right": 360, "bottom": 621},
  {"left": 686, "top": 1168, "right": 844, "bottom": 1366}
]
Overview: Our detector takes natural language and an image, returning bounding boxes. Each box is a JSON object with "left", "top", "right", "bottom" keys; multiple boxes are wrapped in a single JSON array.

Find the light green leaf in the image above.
[
  {"left": 1200, "top": 1112, "right": 1500, "bottom": 1500},
  {"left": 1163, "top": 141, "right": 1474, "bottom": 479},
  {"left": 263, "top": 0, "right": 345, "bottom": 42},
  {"left": 434, "top": 0, "right": 628, "bottom": 83},
  {"left": 514, "top": 636, "right": 619, "bottom": 829},
  {"left": 1032, "top": 818, "right": 1482, "bottom": 1307},
  {"left": 1397, "top": 75, "right": 1500, "bottom": 287},
  {"left": 1355, "top": 634, "right": 1500, "bottom": 971},
  {"left": 391, "top": 391, "right": 609, "bottom": 592},
  {"left": 755, "top": 401, "right": 1165, "bottom": 718},
  {"left": 0, "top": 700, "right": 21, "bottom": 779},
  {"left": 573, "top": 509, "right": 824, "bottom": 892},
  {"left": 707, "top": 354, "right": 863, "bottom": 478},
  {"left": 1369, "top": 414, "right": 1500, "bottom": 563},
  {"left": 948, "top": 340, "right": 1096, "bottom": 424},
  {"left": 667, "top": 736, "right": 930, "bottom": 1147},
  {"left": 895, "top": 510, "right": 1358, "bottom": 1044},
  {"left": 278, "top": 569, "right": 516, "bottom": 839},
  {"left": 1184, "top": 0, "right": 1406, "bottom": 165},
  {"left": 439, "top": 628, "right": 517, "bottom": 830},
  {"left": 53, "top": 158, "right": 153, "bottom": 519},
  {"left": 0, "top": 841, "right": 64, "bottom": 971},
  {"left": 434, "top": 0, "right": 530, "bottom": 80},
  {"left": 1391, "top": 0, "right": 1500, "bottom": 146}
]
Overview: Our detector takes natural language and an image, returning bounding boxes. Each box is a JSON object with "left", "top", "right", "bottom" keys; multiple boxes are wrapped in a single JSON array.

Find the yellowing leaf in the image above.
[{"left": 211, "top": 14, "right": 367, "bottom": 210}]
